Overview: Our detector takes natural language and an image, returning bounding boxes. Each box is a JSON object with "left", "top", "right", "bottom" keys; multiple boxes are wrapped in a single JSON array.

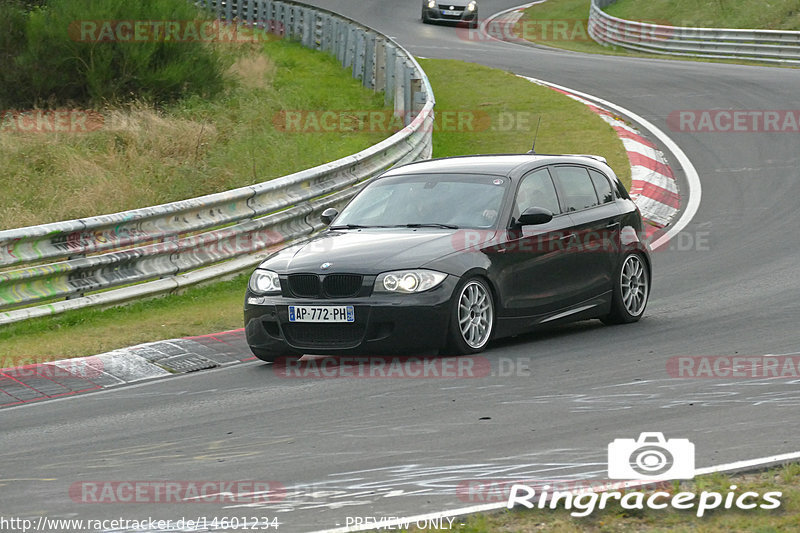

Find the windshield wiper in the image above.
[
  {"left": 395, "top": 223, "right": 459, "bottom": 229},
  {"left": 328, "top": 224, "right": 372, "bottom": 230}
]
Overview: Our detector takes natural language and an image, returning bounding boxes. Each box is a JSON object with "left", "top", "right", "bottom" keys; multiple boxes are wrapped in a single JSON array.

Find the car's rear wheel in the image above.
[
  {"left": 443, "top": 277, "right": 495, "bottom": 354},
  {"left": 602, "top": 252, "right": 649, "bottom": 324}
]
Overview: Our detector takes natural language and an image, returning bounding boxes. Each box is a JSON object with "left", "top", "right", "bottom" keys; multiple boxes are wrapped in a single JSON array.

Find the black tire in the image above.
[
  {"left": 442, "top": 276, "right": 495, "bottom": 355},
  {"left": 601, "top": 252, "right": 650, "bottom": 325}
]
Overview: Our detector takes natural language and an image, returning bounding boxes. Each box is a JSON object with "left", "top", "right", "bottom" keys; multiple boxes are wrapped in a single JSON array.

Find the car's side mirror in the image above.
[
  {"left": 516, "top": 207, "right": 554, "bottom": 226},
  {"left": 321, "top": 208, "right": 339, "bottom": 226}
]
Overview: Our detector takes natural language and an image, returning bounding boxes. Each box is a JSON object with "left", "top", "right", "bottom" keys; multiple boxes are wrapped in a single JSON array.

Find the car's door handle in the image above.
[
  {"left": 559, "top": 233, "right": 575, "bottom": 241},
  {"left": 606, "top": 221, "right": 620, "bottom": 229}
]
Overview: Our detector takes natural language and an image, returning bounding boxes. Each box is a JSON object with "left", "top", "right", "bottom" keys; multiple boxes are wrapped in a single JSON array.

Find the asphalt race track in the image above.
[{"left": 2, "top": 1, "right": 800, "bottom": 531}]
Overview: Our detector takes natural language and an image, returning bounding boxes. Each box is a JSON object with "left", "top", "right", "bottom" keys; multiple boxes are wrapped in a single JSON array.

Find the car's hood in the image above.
[{"left": 260, "top": 228, "right": 497, "bottom": 275}]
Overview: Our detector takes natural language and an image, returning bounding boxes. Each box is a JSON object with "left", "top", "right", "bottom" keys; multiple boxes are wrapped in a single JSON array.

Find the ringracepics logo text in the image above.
[
  {"left": 507, "top": 432, "right": 781, "bottom": 517},
  {"left": 506, "top": 482, "right": 781, "bottom": 517}
]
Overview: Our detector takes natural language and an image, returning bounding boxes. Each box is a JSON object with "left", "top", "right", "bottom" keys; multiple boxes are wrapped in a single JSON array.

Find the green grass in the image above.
[
  {"left": 414, "top": 464, "right": 800, "bottom": 532},
  {"left": 0, "top": 275, "right": 250, "bottom": 363},
  {"left": 0, "top": 58, "right": 629, "bottom": 361},
  {"left": 606, "top": 0, "right": 800, "bottom": 31},
  {"left": 0, "top": 37, "right": 388, "bottom": 229},
  {"left": 418, "top": 59, "right": 630, "bottom": 187},
  {"left": 519, "top": 0, "right": 800, "bottom": 63}
]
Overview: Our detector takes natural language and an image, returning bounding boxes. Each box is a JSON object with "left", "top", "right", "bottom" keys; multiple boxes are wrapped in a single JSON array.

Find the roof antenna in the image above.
[{"left": 528, "top": 116, "right": 542, "bottom": 154}]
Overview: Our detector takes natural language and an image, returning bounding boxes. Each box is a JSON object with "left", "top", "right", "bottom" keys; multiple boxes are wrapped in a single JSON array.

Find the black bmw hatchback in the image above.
[{"left": 244, "top": 154, "right": 651, "bottom": 362}]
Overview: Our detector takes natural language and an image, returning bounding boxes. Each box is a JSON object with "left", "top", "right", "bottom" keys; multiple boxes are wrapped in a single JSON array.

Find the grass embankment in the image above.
[
  {"left": 605, "top": 0, "right": 800, "bottom": 31},
  {"left": 0, "top": 37, "right": 388, "bottom": 229},
  {"left": 518, "top": 0, "right": 800, "bottom": 60},
  {"left": 0, "top": 59, "right": 629, "bottom": 360},
  {"left": 419, "top": 464, "right": 800, "bottom": 532}
]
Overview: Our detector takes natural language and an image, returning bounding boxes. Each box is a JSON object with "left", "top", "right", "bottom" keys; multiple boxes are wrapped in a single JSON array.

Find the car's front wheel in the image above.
[
  {"left": 443, "top": 277, "right": 495, "bottom": 354},
  {"left": 602, "top": 252, "right": 650, "bottom": 324}
]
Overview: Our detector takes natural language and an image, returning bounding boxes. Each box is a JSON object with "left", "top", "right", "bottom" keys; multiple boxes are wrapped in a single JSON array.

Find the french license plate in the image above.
[
  {"left": 288, "top": 305, "right": 355, "bottom": 323},
  {"left": 442, "top": 9, "right": 461, "bottom": 15}
]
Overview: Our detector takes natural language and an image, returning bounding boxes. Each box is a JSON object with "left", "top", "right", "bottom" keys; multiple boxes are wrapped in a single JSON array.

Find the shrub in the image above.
[{"left": 1, "top": 0, "right": 225, "bottom": 108}]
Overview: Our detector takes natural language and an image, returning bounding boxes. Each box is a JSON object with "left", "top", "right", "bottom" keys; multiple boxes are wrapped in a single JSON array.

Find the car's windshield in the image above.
[{"left": 333, "top": 173, "right": 508, "bottom": 229}]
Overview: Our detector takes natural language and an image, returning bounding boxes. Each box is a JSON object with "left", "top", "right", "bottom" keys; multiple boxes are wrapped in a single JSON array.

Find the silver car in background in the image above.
[{"left": 422, "top": 1, "right": 479, "bottom": 29}]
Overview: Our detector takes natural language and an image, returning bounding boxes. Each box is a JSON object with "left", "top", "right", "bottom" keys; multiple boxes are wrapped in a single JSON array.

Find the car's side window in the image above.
[
  {"left": 515, "top": 168, "right": 561, "bottom": 216},
  {"left": 589, "top": 169, "right": 614, "bottom": 204},
  {"left": 553, "top": 166, "right": 600, "bottom": 212}
]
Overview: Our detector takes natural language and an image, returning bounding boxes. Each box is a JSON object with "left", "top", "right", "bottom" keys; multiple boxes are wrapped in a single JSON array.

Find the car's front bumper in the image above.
[
  {"left": 423, "top": 6, "right": 478, "bottom": 25},
  {"left": 244, "top": 276, "right": 458, "bottom": 357}
]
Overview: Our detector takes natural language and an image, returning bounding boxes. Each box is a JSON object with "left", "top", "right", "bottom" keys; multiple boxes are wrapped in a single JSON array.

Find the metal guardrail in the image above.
[
  {"left": 0, "top": 0, "right": 435, "bottom": 325},
  {"left": 589, "top": 0, "right": 800, "bottom": 64}
]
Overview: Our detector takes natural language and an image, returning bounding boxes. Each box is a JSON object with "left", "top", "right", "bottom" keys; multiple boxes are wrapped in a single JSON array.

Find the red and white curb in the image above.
[
  {"left": 479, "top": 1, "right": 549, "bottom": 44},
  {"left": 0, "top": 329, "right": 253, "bottom": 408},
  {"left": 518, "top": 76, "right": 701, "bottom": 249},
  {"left": 536, "top": 80, "right": 680, "bottom": 237}
]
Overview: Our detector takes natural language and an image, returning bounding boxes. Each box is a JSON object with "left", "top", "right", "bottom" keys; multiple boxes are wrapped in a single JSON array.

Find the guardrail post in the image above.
[
  {"left": 384, "top": 44, "right": 397, "bottom": 106},
  {"left": 393, "top": 56, "right": 406, "bottom": 121},
  {"left": 403, "top": 64, "right": 413, "bottom": 126},
  {"left": 337, "top": 22, "right": 348, "bottom": 67},
  {"left": 301, "top": 9, "right": 312, "bottom": 48},
  {"left": 293, "top": 6, "right": 303, "bottom": 39},
  {"left": 374, "top": 38, "right": 386, "bottom": 94},
  {"left": 243, "top": 0, "right": 253, "bottom": 25},
  {"left": 363, "top": 33, "right": 376, "bottom": 90},
  {"left": 321, "top": 15, "right": 333, "bottom": 53},
  {"left": 353, "top": 31, "right": 366, "bottom": 82},
  {"left": 344, "top": 26, "right": 356, "bottom": 69}
]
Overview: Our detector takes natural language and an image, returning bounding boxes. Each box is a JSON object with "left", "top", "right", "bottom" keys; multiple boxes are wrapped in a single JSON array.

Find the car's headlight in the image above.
[
  {"left": 467, "top": 1, "right": 477, "bottom": 11},
  {"left": 428, "top": 0, "right": 436, "bottom": 8},
  {"left": 375, "top": 270, "right": 447, "bottom": 294},
  {"left": 249, "top": 269, "right": 281, "bottom": 295}
]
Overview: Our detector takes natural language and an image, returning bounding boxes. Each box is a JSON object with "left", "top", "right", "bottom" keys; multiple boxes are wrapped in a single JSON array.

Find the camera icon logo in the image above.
[{"left": 608, "top": 432, "right": 695, "bottom": 480}]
